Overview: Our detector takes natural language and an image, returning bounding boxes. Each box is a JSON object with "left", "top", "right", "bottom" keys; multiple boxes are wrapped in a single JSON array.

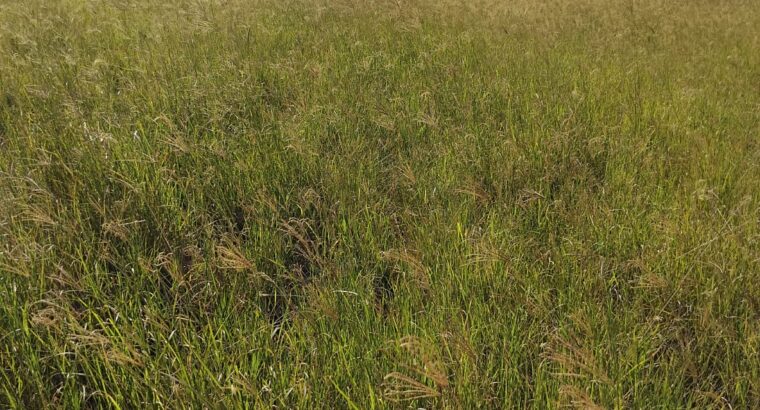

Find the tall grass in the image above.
[{"left": 1, "top": 0, "right": 759, "bottom": 407}]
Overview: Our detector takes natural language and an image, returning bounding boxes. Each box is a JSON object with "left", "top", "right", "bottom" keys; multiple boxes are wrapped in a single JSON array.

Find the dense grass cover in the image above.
[{"left": 1, "top": 0, "right": 759, "bottom": 407}]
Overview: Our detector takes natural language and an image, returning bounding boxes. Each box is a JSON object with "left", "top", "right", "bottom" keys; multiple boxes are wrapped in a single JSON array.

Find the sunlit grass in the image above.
[{"left": 1, "top": 0, "right": 759, "bottom": 407}]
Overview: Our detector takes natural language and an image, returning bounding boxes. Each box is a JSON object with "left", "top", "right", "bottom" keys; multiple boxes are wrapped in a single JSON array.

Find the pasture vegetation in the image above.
[{"left": 1, "top": 0, "right": 759, "bottom": 407}]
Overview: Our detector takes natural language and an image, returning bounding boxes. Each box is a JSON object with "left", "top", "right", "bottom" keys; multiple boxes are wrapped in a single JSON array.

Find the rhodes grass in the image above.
[{"left": 1, "top": 0, "right": 759, "bottom": 408}]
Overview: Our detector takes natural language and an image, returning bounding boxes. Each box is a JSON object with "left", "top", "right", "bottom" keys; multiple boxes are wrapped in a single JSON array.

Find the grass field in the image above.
[{"left": 1, "top": 0, "right": 759, "bottom": 408}]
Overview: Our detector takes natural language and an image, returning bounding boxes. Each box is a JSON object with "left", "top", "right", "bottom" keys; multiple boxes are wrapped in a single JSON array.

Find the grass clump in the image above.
[{"left": 1, "top": 0, "right": 759, "bottom": 408}]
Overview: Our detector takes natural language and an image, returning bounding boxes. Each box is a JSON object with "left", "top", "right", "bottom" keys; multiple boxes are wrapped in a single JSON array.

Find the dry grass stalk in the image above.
[
  {"left": 559, "top": 385, "right": 605, "bottom": 410},
  {"left": 381, "top": 249, "right": 430, "bottom": 290},
  {"left": 382, "top": 335, "right": 449, "bottom": 402},
  {"left": 543, "top": 314, "right": 612, "bottom": 386},
  {"left": 280, "top": 218, "right": 325, "bottom": 269}
]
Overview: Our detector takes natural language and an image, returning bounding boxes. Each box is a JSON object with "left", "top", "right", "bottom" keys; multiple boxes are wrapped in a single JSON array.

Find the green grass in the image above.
[{"left": 1, "top": 0, "right": 759, "bottom": 407}]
